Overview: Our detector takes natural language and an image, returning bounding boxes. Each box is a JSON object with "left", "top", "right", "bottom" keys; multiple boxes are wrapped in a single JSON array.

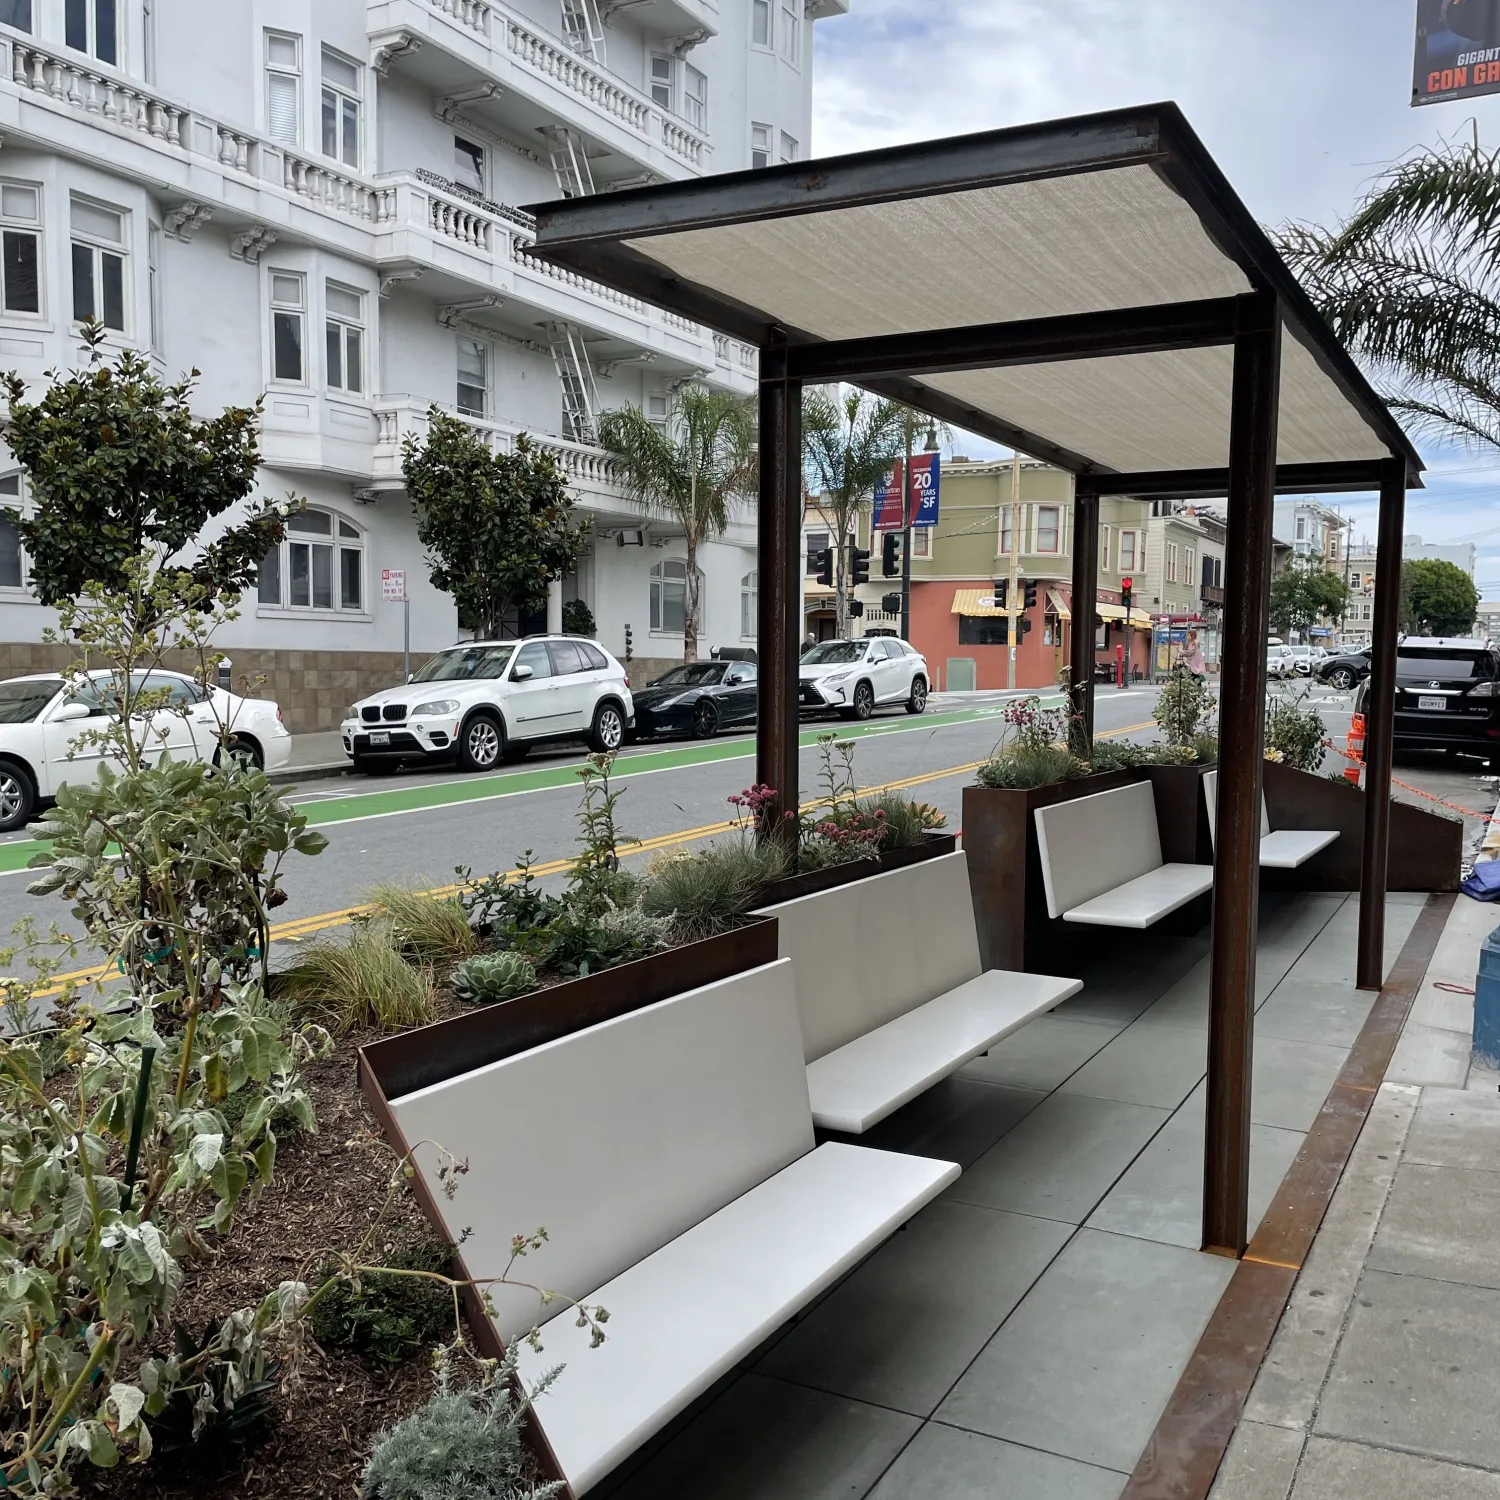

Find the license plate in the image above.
[
  {"left": 1417, "top": 695, "right": 1446, "bottom": 711},
  {"left": 368, "top": 731, "right": 391, "bottom": 745}
]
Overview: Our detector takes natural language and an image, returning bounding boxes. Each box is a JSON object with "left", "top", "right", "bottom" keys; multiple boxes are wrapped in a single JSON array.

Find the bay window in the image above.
[
  {"left": 258, "top": 508, "right": 364, "bottom": 612},
  {"left": 70, "top": 197, "right": 126, "bottom": 331},
  {"left": 0, "top": 183, "right": 40, "bottom": 316},
  {"left": 324, "top": 281, "right": 364, "bottom": 395}
]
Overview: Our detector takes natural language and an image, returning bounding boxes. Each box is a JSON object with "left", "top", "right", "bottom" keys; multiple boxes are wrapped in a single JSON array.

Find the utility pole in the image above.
[
  {"left": 1008, "top": 448, "right": 1022, "bottom": 689},
  {"left": 899, "top": 420, "right": 914, "bottom": 643}
]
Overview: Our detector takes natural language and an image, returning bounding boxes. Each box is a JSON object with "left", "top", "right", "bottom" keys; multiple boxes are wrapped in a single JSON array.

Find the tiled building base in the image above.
[{"left": 0, "top": 643, "right": 433, "bottom": 734}]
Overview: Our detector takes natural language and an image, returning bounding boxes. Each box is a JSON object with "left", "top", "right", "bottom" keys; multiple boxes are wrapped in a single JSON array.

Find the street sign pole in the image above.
[
  {"left": 382, "top": 569, "right": 410, "bottom": 682},
  {"left": 1008, "top": 450, "right": 1021, "bottom": 689}
]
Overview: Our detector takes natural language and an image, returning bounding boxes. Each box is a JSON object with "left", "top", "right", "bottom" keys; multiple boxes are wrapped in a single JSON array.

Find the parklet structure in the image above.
[{"left": 523, "top": 102, "right": 1422, "bottom": 1258}]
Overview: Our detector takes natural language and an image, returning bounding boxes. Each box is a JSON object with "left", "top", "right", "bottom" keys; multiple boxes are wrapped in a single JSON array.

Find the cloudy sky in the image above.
[{"left": 810, "top": 0, "right": 1500, "bottom": 597}]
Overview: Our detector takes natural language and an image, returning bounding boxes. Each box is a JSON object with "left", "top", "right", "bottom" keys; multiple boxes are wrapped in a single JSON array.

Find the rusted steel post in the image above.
[{"left": 1070, "top": 483, "right": 1100, "bottom": 753}]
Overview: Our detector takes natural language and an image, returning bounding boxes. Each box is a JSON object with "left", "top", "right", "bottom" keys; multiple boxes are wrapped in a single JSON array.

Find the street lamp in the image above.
[{"left": 899, "top": 422, "right": 940, "bottom": 643}]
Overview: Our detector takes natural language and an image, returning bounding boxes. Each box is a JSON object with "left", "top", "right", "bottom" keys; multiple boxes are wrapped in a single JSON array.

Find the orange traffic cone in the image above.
[{"left": 1343, "top": 712, "right": 1365, "bottom": 785}]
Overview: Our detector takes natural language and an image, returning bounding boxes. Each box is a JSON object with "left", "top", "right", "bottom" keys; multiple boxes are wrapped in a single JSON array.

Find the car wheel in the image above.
[
  {"left": 0, "top": 760, "right": 36, "bottom": 833},
  {"left": 1329, "top": 668, "right": 1356, "bottom": 691},
  {"left": 457, "top": 713, "right": 504, "bottom": 772},
  {"left": 850, "top": 681, "right": 875, "bottom": 721},
  {"left": 215, "top": 734, "right": 263, "bottom": 771},
  {"left": 588, "top": 701, "right": 626, "bottom": 753},
  {"left": 502, "top": 742, "right": 532, "bottom": 763},
  {"left": 692, "top": 701, "right": 719, "bottom": 739},
  {"left": 905, "top": 676, "right": 928, "bottom": 715}
]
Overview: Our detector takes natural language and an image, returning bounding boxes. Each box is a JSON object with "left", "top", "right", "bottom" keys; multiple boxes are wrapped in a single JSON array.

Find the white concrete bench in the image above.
[
  {"left": 1203, "top": 769, "right": 1339, "bottom": 869},
  {"left": 391, "top": 959, "right": 957, "bottom": 1497},
  {"left": 754, "top": 851, "right": 1082, "bottom": 1133},
  {"left": 1034, "top": 780, "right": 1214, "bottom": 928}
]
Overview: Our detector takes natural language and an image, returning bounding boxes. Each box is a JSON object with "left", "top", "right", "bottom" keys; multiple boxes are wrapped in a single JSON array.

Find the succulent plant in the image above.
[{"left": 450, "top": 951, "right": 536, "bottom": 1007}]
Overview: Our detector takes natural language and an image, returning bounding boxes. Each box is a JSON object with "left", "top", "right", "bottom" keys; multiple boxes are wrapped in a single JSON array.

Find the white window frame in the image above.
[
  {"left": 648, "top": 52, "right": 674, "bottom": 111},
  {"left": 779, "top": 0, "right": 800, "bottom": 62},
  {"left": 257, "top": 506, "right": 368, "bottom": 617},
  {"left": 147, "top": 221, "right": 161, "bottom": 352},
  {"left": 740, "top": 570, "right": 757, "bottom": 638},
  {"left": 750, "top": 122, "right": 771, "bottom": 171},
  {"left": 805, "top": 529, "right": 830, "bottom": 577},
  {"left": 268, "top": 270, "right": 306, "bottom": 386},
  {"left": 0, "top": 2, "right": 32, "bottom": 36},
  {"left": 320, "top": 47, "right": 361, "bottom": 170},
  {"left": 69, "top": 196, "right": 128, "bottom": 333},
  {"left": 645, "top": 391, "right": 669, "bottom": 429},
  {"left": 779, "top": 130, "right": 798, "bottom": 164},
  {"left": 1166, "top": 543, "right": 1178, "bottom": 583},
  {"left": 1099, "top": 525, "right": 1111, "bottom": 572},
  {"left": 998, "top": 507, "right": 1014, "bottom": 557},
  {"left": 456, "top": 336, "right": 488, "bottom": 417},
  {"left": 453, "top": 133, "right": 485, "bottom": 195},
  {"left": 65, "top": 0, "right": 118, "bottom": 66},
  {"left": 324, "top": 280, "right": 364, "bottom": 397},
  {"left": 1184, "top": 548, "right": 1195, "bottom": 589},
  {"left": 0, "top": 180, "right": 42, "bottom": 319},
  {"left": 1119, "top": 529, "right": 1138, "bottom": 572},
  {"left": 751, "top": 0, "right": 772, "bottom": 48},
  {"left": 265, "top": 30, "right": 301, "bottom": 147},
  {"left": 1035, "top": 504, "right": 1060, "bottom": 554},
  {"left": 683, "top": 64, "right": 707, "bottom": 131},
  {"left": 911, "top": 527, "right": 932, "bottom": 560},
  {"left": 650, "top": 557, "right": 702, "bottom": 635},
  {"left": 0, "top": 473, "right": 32, "bottom": 597}
]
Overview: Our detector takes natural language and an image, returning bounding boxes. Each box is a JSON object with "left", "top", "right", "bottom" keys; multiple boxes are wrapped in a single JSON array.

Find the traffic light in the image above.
[
  {"left": 814, "top": 547, "right": 833, "bottom": 587},
  {"left": 1023, "top": 579, "right": 1039, "bottom": 610},
  {"left": 881, "top": 532, "right": 901, "bottom": 577},
  {"left": 993, "top": 578, "right": 1008, "bottom": 609},
  {"left": 851, "top": 546, "right": 871, "bottom": 586},
  {"left": 1021, "top": 615, "right": 1034, "bottom": 637},
  {"left": 1121, "top": 576, "right": 1133, "bottom": 614},
  {"left": 848, "top": 599, "right": 865, "bottom": 619},
  {"left": 882, "top": 591, "right": 902, "bottom": 615}
]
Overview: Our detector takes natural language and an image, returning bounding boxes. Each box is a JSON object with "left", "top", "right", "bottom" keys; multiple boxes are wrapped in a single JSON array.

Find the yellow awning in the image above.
[
  {"left": 951, "top": 588, "right": 1015, "bottom": 619},
  {"left": 1094, "top": 602, "right": 1153, "bottom": 629},
  {"left": 1046, "top": 590, "right": 1071, "bottom": 620}
]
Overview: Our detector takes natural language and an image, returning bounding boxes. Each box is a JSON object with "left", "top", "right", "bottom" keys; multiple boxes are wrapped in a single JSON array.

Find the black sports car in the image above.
[
  {"left": 632, "top": 661, "right": 758, "bottom": 739},
  {"left": 1315, "top": 648, "right": 1372, "bottom": 692}
]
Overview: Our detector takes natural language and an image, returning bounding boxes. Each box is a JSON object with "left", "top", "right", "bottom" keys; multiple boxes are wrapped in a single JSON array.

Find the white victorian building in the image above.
[{"left": 0, "top": 0, "right": 846, "bottom": 728}]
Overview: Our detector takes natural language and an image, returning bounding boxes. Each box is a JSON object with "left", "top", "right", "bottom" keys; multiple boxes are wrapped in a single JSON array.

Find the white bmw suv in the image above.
[{"left": 342, "top": 636, "right": 634, "bottom": 774}]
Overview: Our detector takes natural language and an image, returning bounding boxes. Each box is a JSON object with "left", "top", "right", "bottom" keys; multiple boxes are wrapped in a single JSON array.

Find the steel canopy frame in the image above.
[{"left": 524, "top": 106, "right": 1420, "bottom": 1261}]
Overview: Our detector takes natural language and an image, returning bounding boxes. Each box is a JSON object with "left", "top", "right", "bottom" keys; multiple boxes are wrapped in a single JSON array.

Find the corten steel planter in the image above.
[
  {"left": 358, "top": 917, "right": 779, "bottom": 1103},
  {"left": 753, "top": 831, "right": 958, "bottom": 907},
  {"left": 1259, "top": 760, "right": 1462, "bottom": 893},
  {"left": 962, "top": 769, "right": 1147, "bottom": 973}
]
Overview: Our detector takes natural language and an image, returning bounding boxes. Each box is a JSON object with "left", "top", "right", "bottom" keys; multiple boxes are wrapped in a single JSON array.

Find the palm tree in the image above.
[
  {"left": 597, "top": 385, "right": 757, "bottom": 661},
  {"left": 801, "top": 388, "right": 905, "bottom": 636},
  {"left": 1278, "top": 136, "right": 1500, "bottom": 452}
]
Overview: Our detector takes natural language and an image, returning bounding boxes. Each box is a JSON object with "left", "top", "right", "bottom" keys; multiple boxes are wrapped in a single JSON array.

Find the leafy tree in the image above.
[
  {"left": 1268, "top": 557, "right": 1350, "bottom": 638},
  {"left": 561, "top": 597, "right": 595, "bottom": 638},
  {"left": 1279, "top": 137, "right": 1500, "bottom": 451},
  {"left": 402, "top": 410, "right": 587, "bottom": 641},
  {"left": 802, "top": 388, "right": 904, "bottom": 637},
  {"left": 1400, "top": 557, "right": 1478, "bottom": 635},
  {"left": 597, "top": 386, "right": 756, "bottom": 661},
  {"left": 2, "top": 325, "right": 289, "bottom": 627}
]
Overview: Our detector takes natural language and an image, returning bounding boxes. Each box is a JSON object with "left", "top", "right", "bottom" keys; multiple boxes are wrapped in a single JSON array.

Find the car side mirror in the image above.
[
  {"left": 51, "top": 701, "right": 92, "bottom": 723},
  {"left": 513, "top": 665, "right": 534, "bottom": 681}
]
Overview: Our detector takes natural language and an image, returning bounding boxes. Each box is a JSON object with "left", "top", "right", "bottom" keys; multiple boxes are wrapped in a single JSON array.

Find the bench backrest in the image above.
[
  {"left": 755, "top": 850, "right": 983, "bottom": 1063},
  {"left": 1034, "top": 780, "right": 1164, "bottom": 918},
  {"left": 391, "top": 958, "right": 812, "bottom": 1344},
  {"left": 1202, "top": 769, "right": 1271, "bottom": 849}
]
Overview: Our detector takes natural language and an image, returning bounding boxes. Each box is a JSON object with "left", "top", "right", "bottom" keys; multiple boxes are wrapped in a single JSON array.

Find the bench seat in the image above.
[
  {"left": 515, "top": 1142, "right": 957, "bottom": 1494},
  {"left": 1061, "top": 863, "right": 1215, "bottom": 927},
  {"left": 1258, "top": 827, "right": 1340, "bottom": 869},
  {"left": 806, "top": 970, "right": 1083, "bottom": 1133}
]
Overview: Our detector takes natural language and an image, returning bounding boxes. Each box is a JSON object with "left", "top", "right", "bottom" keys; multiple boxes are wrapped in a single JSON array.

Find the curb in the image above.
[{"left": 268, "top": 761, "right": 350, "bottom": 786}]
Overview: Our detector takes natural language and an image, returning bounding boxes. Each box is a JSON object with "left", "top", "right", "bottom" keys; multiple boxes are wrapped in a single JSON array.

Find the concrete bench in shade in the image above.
[
  {"left": 754, "top": 850, "right": 1082, "bottom": 1133},
  {"left": 1034, "top": 780, "right": 1214, "bottom": 928},
  {"left": 389, "top": 958, "right": 957, "bottom": 1497},
  {"left": 1203, "top": 768, "right": 1340, "bottom": 869}
]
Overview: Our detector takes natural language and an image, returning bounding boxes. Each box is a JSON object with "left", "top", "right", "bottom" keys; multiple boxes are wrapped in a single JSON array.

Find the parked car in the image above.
[
  {"left": 341, "top": 636, "right": 633, "bottom": 774},
  {"left": 633, "top": 660, "right": 757, "bottom": 739},
  {"left": 1266, "top": 643, "right": 1296, "bottom": 680},
  {"left": 798, "top": 637, "right": 928, "bottom": 720},
  {"left": 0, "top": 669, "right": 291, "bottom": 832},
  {"left": 1286, "top": 644, "right": 1318, "bottom": 675},
  {"left": 1353, "top": 638, "right": 1500, "bottom": 766},
  {"left": 1316, "top": 648, "right": 1372, "bottom": 692}
]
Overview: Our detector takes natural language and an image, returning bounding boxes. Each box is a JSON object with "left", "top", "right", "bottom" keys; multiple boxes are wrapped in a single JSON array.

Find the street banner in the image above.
[
  {"left": 1413, "top": 0, "right": 1500, "bottom": 105},
  {"left": 872, "top": 453, "right": 941, "bottom": 530}
]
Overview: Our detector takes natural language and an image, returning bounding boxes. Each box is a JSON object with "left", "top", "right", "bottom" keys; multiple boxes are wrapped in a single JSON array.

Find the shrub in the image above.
[
  {"left": 278, "top": 926, "right": 434, "bottom": 1035},
  {"left": 561, "top": 598, "right": 595, "bottom": 638},
  {"left": 312, "top": 1236, "right": 454, "bottom": 1365},
  {"left": 975, "top": 745, "right": 1087, "bottom": 790},
  {"left": 368, "top": 885, "right": 477, "bottom": 965},
  {"left": 451, "top": 951, "right": 537, "bottom": 1007},
  {"left": 1265, "top": 690, "right": 1327, "bottom": 772},
  {"left": 1085, "top": 738, "right": 1150, "bottom": 773},
  {"left": 1153, "top": 668, "right": 1214, "bottom": 749},
  {"left": 1194, "top": 731, "right": 1219, "bottom": 765},
  {"left": 459, "top": 855, "right": 559, "bottom": 945},
  {"left": 363, "top": 1347, "right": 563, "bottom": 1500},
  {"left": 639, "top": 840, "right": 787, "bottom": 944},
  {"left": 858, "top": 792, "right": 947, "bottom": 850}
]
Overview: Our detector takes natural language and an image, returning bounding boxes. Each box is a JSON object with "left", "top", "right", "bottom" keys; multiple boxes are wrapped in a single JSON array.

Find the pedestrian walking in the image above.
[{"left": 1181, "top": 627, "right": 1207, "bottom": 681}]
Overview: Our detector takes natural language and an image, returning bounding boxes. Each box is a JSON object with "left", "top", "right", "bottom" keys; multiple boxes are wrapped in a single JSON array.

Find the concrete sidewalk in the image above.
[
  {"left": 1212, "top": 894, "right": 1500, "bottom": 1500},
  {"left": 269, "top": 729, "right": 349, "bottom": 783}
]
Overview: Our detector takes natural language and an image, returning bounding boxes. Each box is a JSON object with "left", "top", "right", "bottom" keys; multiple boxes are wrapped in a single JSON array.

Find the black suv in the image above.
[{"left": 1354, "top": 639, "right": 1500, "bottom": 764}]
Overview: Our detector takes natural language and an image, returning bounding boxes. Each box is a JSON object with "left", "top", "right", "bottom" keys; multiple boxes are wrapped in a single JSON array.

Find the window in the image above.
[
  {"left": 70, "top": 198, "right": 126, "bottom": 331},
  {"left": 999, "top": 508, "right": 1014, "bottom": 556},
  {"left": 780, "top": 0, "right": 800, "bottom": 60},
  {"left": 147, "top": 223, "right": 161, "bottom": 352},
  {"left": 512, "top": 641, "right": 552, "bottom": 680},
  {"left": 547, "top": 640, "right": 586, "bottom": 675},
  {"left": 1119, "top": 530, "right": 1137, "bottom": 571},
  {"left": 324, "top": 281, "right": 363, "bottom": 395},
  {"left": 65, "top": 0, "right": 116, "bottom": 64},
  {"left": 456, "top": 337, "right": 487, "bottom": 416},
  {"left": 805, "top": 529, "right": 829, "bottom": 576},
  {"left": 911, "top": 527, "right": 932, "bottom": 559},
  {"left": 751, "top": 0, "right": 771, "bottom": 46},
  {"left": 269, "top": 272, "right": 304, "bottom": 383},
  {"left": 1036, "top": 505, "right": 1060, "bottom": 553},
  {"left": 1166, "top": 543, "right": 1178, "bottom": 583},
  {"left": 779, "top": 131, "right": 798, "bottom": 164},
  {"left": 320, "top": 48, "right": 360, "bottom": 168},
  {"left": 453, "top": 135, "right": 484, "bottom": 194},
  {"left": 650, "top": 558, "right": 699, "bottom": 633},
  {"left": 265, "top": 31, "right": 300, "bottom": 145},
  {"left": 258, "top": 508, "right": 363, "bottom": 612},
  {"left": 1184, "top": 549, "right": 1195, "bottom": 588},
  {"left": 1295, "top": 516, "right": 1306, "bottom": 540},
  {"left": 0, "top": 474, "right": 24, "bottom": 590},
  {"left": 741, "top": 571, "right": 756, "bottom": 638},
  {"left": 646, "top": 392, "right": 668, "bottom": 428},
  {"left": 1099, "top": 526, "right": 1110, "bottom": 571},
  {"left": 578, "top": 642, "right": 608, "bottom": 671},
  {"left": 649, "top": 53, "right": 673, "bottom": 110},
  {"left": 959, "top": 616, "right": 1008, "bottom": 646},
  {"left": 0, "top": 183, "right": 40, "bottom": 315},
  {"left": 0, "top": 1, "right": 30, "bottom": 34},
  {"left": 751, "top": 123, "right": 771, "bottom": 171},
  {"left": 684, "top": 65, "right": 707, "bottom": 131}
]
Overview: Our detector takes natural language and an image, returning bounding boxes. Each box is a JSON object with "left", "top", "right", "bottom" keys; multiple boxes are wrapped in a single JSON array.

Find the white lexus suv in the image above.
[
  {"left": 342, "top": 636, "right": 634, "bottom": 774},
  {"left": 799, "top": 637, "right": 929, "bottom": 720}
]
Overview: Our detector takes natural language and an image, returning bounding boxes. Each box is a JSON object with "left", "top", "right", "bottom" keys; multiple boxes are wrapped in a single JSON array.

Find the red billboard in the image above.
[{"left": 1414, "top": 0, "right": 1500, "bottom": 105}]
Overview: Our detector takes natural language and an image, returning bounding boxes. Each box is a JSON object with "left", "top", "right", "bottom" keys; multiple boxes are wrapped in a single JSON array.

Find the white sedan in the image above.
[{"left": 0, "top": 670, "right": 291, "bottom": 832}]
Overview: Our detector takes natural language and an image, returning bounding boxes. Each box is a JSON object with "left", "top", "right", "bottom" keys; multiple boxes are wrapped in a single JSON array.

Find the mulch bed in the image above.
[{"left": 79, "top": 1030, "right": 460, "bottom": 1500}]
